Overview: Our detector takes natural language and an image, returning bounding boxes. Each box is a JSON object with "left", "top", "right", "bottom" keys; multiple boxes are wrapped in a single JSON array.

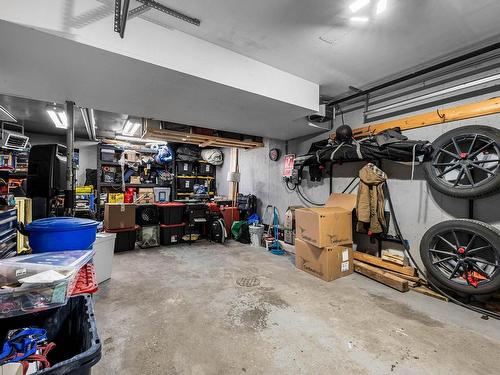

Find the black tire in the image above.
[
  {"left": 420, "top": 219, "right": 500, "bottom": 295},
  {"left": 423, "top": 125, "right": 500, "bottom": 199}
]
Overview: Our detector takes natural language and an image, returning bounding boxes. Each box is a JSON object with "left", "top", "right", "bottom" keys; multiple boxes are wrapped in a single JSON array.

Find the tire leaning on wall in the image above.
[
  {"left": 420, "top": 219, "right": 500, "bottom": 295},
  {"left": 423, "top": 125, "right": 500, "bottom": 199}
]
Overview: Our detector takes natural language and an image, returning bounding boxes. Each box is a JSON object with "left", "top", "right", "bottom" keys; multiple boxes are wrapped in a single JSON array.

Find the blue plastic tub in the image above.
[{"left": 22, "top": 217, "right": 99, "bottom": 253}]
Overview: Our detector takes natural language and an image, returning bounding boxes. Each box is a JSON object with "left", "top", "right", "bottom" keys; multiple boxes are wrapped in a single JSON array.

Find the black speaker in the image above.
[
  {"left": 27, "top": 144, "right": 67, "bottom": 198},
  {"left": 136, "top": 204, "right": 159, "bottom": 226}
]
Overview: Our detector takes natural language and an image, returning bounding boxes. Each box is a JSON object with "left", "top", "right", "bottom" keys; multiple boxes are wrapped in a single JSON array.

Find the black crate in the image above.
[
  {"left": 176, "top": 161, "right": 193, "bottom": 175},
  {"left": 185, "top": 203, "right": 209, "bottom": 224},
  {"left": 156, "top": 202, "right": 186, "bottom": 225},
  {"left": 0, "top": 295, "right": 101, "bottom": 375},
  {"left": 136, "top": 204, "right": 159, "bottom": 226},
  {"left": 114, "top": 228, "right": 137, "bottom": 252},
  {"left": 160, "top": 223, "right": 185, "bottom": 245},
  {"left": 197, "top": 162, "right": 215, "bottom": 176},
  {"left": 176, "top": 177, "right": 196, "bottom": 192}
]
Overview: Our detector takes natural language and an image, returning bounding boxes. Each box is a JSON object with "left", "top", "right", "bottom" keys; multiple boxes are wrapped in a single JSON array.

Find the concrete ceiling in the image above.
[{"left": 136, "top": 0, "right": 500, "bottom": 97}]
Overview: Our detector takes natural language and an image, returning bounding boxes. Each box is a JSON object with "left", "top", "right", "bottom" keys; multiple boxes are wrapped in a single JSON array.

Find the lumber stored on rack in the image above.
[
  {"left": 329, "top": 97, "right": 500, "bottom": 140},
  {"left": 354, "top": 260, "right": 409, "bottom": 292},
  {"left": 353, "top": 251, "right": 417, "bottom": 277}
]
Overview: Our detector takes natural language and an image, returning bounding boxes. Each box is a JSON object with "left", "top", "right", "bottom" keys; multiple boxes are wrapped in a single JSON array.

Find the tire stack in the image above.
[
  {"left": 420, "top": 125, "right": 500, "bottom": 295},
  {"left": 157, "top": 202, "right": 186, "bottom": 245},
  {"left": 136, "top": 204, "right": 160, "bottom": 248}
]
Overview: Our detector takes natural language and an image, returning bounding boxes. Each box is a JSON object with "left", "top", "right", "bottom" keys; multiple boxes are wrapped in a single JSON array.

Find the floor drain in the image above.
[{"left": 236, "top": 276, "right": 260, "bottom": 287}]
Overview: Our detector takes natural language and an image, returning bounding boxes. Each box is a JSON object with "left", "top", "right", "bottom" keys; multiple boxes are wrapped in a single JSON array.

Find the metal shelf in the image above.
[{"left": 100, "top": 161, "right": 121, "bottom": 166}]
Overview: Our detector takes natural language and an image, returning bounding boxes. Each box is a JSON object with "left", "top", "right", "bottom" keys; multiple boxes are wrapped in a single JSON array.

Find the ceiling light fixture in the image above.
[
  {"left": 46, "top": 105, "right": 67, "bottom": 129},
  {"left": 0, "top": 106, "right": 17, "bottom": 123},
  {"left": 376, "top": 0, "right": 387, "bottom": 14},
  {"left": 349, "top": 0, "right": 370, "bottom": 13},
  {"left": 80, "top": 107, "right": 97, "bottom": 141},
  {"left": 122, "top": 119, "right": 142, "bottom": 136},
  {"left": 350, "top": 16, "right": 369, "bottom": 22},
  {"left": 115, "top": 135, "right": 167, "bottom": 144}
]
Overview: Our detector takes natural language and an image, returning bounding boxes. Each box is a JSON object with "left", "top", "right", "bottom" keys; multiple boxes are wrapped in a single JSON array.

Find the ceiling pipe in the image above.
[
  {"left": 65, "top": 101, "right": 75, "bottom": 216},
  {"left": 326, "top": 41, "right": 500, "bottom": 107}
]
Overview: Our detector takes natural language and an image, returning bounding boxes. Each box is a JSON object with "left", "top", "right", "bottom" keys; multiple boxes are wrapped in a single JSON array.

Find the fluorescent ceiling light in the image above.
[
  {"left": 350, "top": 16, "right": 369, "bottom": 22},
  {"left": 115, "top": 135, "right": 167, "bottom": 144},
  {"left": 46, "top": 107, "right": 67, "bottom": 129},
  {"left": 0, "top": 106, "right": 17, "bottom": 122},
  {"left": 376, "top": 0, "right": 387, "bottom": 14},
  {"left": 122, "top": 119, "right": 141, "bottom": 136},
  {"left": 89, "top": 108, "right": 96, "bottom": 127},
  {"left": 350, "top": 0, "right": 370, "bottom": 13}
]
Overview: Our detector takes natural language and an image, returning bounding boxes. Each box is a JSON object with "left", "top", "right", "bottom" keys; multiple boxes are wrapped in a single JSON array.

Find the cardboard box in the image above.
[
  {"left": 124, "top": 150, "right": 138, "bottom": 163},
  {"left": 295, "top": 238, "right": 353, "bottom": 282},
  {"left": 284, "top": 205, "right": 302, "bottom": 230},
  {"left": 130, "top": 176, "right": 141, "bottom": 184},
  {"left": 104, "top": 203, "right": 136, "bottom": 230},
  {"left": 295, "top": 193, "right": 356, "bottom": 247},
  {"left": 137, "top": 188, "right": 154, "bottom": 204}
]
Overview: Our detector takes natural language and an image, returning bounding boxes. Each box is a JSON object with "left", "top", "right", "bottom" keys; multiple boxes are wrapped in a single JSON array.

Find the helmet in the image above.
[{"left": 335, "top": 125, "right": 353, "bottom": 144}]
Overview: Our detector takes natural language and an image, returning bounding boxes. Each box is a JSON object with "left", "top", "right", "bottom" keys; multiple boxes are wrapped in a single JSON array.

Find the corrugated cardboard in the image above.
[
  {"left": 284, "top": 205, "right": 303, "bottom": 230},
  {"left": 295, "top": 193, "right": 356, "bottom": 247},
  {"left": 295, "top": 238, "right": 353, "bottom": 282},
  {"left": 104, "top": 203, "right": 136, "bottom": 230}
]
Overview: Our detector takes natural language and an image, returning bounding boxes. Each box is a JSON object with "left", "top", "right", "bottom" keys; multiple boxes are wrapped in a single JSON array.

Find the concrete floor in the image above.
[{"left": 93, "top": 241, "right": 500, "bottom": 375}]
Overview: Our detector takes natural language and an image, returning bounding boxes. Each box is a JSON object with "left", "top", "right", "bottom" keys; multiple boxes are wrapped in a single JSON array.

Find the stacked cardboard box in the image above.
[
  {"left": 284, "top": 205, "right": 302, "bottom": 245},
  {"left": 294, "top": 194, "right": 356, "bottom": 282}
]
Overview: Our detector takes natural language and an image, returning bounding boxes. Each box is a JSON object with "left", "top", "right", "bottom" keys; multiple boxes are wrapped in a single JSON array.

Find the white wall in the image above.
[{"left": 75, "top": 141, "right": 97, "bottom": 185}]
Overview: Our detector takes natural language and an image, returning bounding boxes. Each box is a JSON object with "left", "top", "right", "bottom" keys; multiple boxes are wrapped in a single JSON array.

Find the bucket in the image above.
[{"left": 248, "top": 224, "right": 264, "bottom": 247}]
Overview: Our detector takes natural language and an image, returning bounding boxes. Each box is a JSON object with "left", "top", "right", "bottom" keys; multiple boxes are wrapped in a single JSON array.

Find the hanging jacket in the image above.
[{"left": 356, "top": 163, "right": 387, "bottom": 234}]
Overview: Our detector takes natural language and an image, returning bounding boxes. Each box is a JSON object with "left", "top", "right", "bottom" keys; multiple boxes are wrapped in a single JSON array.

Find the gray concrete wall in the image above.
[{"left": 217, "top": 93, "right": 500, "bottom": 260}]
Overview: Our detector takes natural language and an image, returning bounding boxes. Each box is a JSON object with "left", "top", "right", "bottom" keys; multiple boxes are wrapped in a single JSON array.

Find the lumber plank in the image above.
[
  {"left": 411, "top": 286, "right": 449, "bottom": 302},
  {"left": 145, "top": 128, "right": 264, "bottom": 149},
  {"left": 354, "top": 260, "right": 409, "bottom": 292},
  {"left": 382, "top": 254, "right": 405, "bottom": 266},
  {"left": 353, "top": 251, "right": 417, "bottom": 277},
  {"left": 385, "top": 270, "right": 423, "bottom": 284},
  {"left": 330, "top": 97, "right": 500, "bottom": 140}
]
